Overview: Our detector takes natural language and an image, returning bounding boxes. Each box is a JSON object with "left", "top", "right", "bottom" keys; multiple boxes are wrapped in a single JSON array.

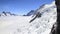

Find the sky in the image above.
[{"left": 0, "top": 0, "right": 54, "bottom": 15}]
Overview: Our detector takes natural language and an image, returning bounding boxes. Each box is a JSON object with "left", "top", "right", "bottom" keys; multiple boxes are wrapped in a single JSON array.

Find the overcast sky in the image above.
[{"left": 0, "top": 0, "right": 54, "bottom": 15}]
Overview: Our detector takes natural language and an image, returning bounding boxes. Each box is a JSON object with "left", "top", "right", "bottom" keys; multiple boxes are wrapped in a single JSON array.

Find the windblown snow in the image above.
[{"left": 0, "top": 1, "right": 57, "bottom": 34}]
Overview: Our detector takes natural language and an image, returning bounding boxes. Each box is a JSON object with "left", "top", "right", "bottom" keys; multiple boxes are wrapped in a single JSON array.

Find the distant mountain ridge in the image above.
[
  {"left": 0, "top": 11, "right": 18, "bottom": 16},
  {"left": 23, "top": 10, "right": 35, "bottom": 16}
]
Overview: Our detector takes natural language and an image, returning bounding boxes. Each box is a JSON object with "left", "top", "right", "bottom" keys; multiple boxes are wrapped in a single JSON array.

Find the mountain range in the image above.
[{"left": 0, "top": 11, "right": 18, "bottom": 16}]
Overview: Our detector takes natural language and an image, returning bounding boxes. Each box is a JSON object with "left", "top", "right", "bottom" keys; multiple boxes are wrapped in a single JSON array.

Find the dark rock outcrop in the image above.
[
  {"left": 50, "top": 0, "right": 60, "bottom": 34},
  {"left": 29, "top": 12, "right": 41, "bottom": 23}
]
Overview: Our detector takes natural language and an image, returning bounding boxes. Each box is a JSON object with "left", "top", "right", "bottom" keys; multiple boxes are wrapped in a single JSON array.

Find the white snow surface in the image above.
[{"left": 0, "top": 1, "right": 57, "bottom": 34}]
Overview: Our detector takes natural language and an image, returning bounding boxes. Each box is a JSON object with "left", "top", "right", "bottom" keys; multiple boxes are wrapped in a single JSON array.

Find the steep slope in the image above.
[
  {"left": 32, "top": 1, "right": 56, "bottom": 17},
  {"left": 29, "top": 1, "right": 57, "bottom": 34}
]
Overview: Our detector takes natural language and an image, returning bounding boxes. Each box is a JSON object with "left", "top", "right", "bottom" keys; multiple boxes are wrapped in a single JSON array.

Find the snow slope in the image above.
[
  {"left": 29, "top": 1, "right": 57, "bottom": 34},
  {"left": 0, "top": 1, "right": 57, "bottom": 34}
]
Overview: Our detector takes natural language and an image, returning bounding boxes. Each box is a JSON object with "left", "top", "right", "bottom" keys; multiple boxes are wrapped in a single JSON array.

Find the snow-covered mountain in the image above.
[
  {"left": 29, "top": 1, "right": 57, "bottom": 34},
  {"left": 0, "top": 11, "right": 18, "bottom": 16},
  {"left": 23, "top": 10, "right": 35, "bottom": 16},
  {"left": 0, "top": 1, "right": 57, "bottom": 34},
  {"left": 25, "top": 1, "right": 56, "bottom": 17},
  {"left": 33, "top": 1, "right": 56, "bottom": 17},
  {"left": 29, "top": 1, "right": 56, "bottom": 22}
]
